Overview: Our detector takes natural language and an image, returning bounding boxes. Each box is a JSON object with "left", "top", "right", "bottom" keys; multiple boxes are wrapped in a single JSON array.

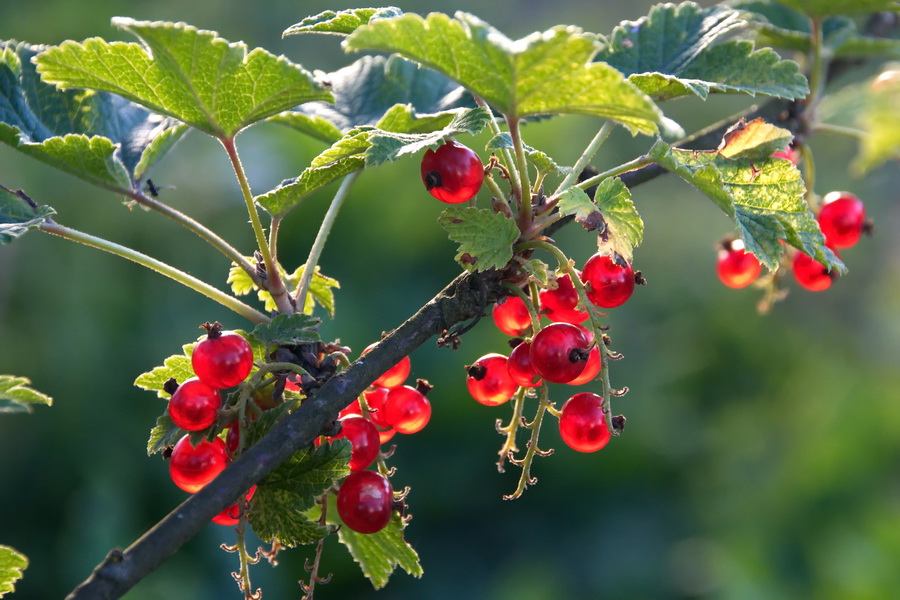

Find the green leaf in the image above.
[
  {"left": 597, "top": 3, "right": 808, "bottom": 101},
  {"left": 593, "top": 178, "right": 644, "bottom": 262},
  {"left": 365, "top": 106, "right": 490, "bottom": 166},
  {"left": 0, "top": 546, "right": 28, "bottom": 596},
  {"left": 520, "top": 258, "right": 551, "bottom": 287},
  {"left": 271, "top": 55, "right": 475, "bottom": 140},
  {"left": 134, "top": 343, "right": 197, "bottom": 399},
  {"left": 0, "top": 375, "right": 52, "bottom": 413},
  {"left": 0, "top": 42, "right": 186, "bottom": 192},
  {"left": 556, "top": 187, "right": 599, "bottom": 223},
  {"left": 251, "top": 313, "right": 321, "bottom": 348},
  {"left": 248, "top": 443, "right": 350, "bottom": 547},
  {"left": 774, "top": 0, "right": 900, "bottom": 17},
  {"left": 319, "top": 493, "right": 422, "bottom": 589},
  {"left": 854, "top": 71, "right": 900, "bottom": 174},
  {"left": 305, "top": 267, "right": 341, "bottom": 317},
  {"left": 0, "top": 186, "right": 54, "bottom": 245},
  {"left": 256, "top": 131, "right": 369, "bottom": 216},
  {"left": 146, "top": 414, "right": 185, "bottom": 455},
  {"left": 648, "top": 120, "right": 842, "bottom": 273},
  {"left": 35, "top": 19, "right": 332, "bottom": 139},
  {"left": 344, "top": 12, "right": 661, "bottom": 132},
  {"left": 486, "top": 133, "right": 562, "bottom": 175},
  {"left": 228, "top": 258, "right": 341, "bottom": 316},
  {"left": 438, "top": 206, "right": 520, "bottom": 272},
  {"left": 284, "top": 7, "right": 403, "bottom": 37}
]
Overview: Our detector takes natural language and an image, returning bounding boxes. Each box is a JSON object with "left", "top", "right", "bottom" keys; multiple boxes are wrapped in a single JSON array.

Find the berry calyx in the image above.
[
  {"left": 332, "top": 416, "right": 381, "bottom": 471},
  {"left": 540, "top": 272, "right": 588, "bottom": 324},
  {"left": 383, "top": 384, "right": 431, "bottom": 434},
  {"left": 716, "top": 239, "right": 762, "bottom": 289},
  {"left": 817, "top": 191, "right": 866, "bottom": 249},
  {"left": 529, "top": 323, "right": 590, "bottom": 384},
  {"left": 362, "top": 343, "right": 411, "bottom": 389},
  {"left": 507, "top": 342, "right": 542, "bottom": 388},
  {"left": 169, "top": 435, "right": 229, "bottom": 493},
  {"left": 168, "top": 377, "right": 222, "bottom": 431},
  {"left": 566, "top": 325, "right": 601, "bottom": 386},
  {"left": 792, "top": 251, "right": 838, "bottom": 291},
  {"left": 191, "top": 326, "right": 254, "bottom": 389},
  {"left": 492, "top": 295, "right": 532, "bottom": 337},
  {"left": 212, "top": 485, "right": 257, "bottom": 526},
  {"left": 420, "top": 140, "right": 484, "bottom": 204},
  {"left": 581, "top": 253, "right": 636, "bottom": 309},
  {"left": 466, "top": 353, "right": 518, "bottom": 406},
  {"left": 337, "top": 470, "right": 394, "bottom": 534},
  {"left": 559, "top": 393, "right": 611, "bottom": 452}
]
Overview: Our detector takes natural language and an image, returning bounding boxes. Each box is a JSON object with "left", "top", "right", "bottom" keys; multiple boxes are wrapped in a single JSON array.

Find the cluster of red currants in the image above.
[
  {"left": 468, "top": 253, "right": 640, "bottom": 453},
  {"left": 717, "top": 147, "right": 869, "bottom": 292},
  {"left": 167, "top": 326, "right": 256, "bottom": 525}
]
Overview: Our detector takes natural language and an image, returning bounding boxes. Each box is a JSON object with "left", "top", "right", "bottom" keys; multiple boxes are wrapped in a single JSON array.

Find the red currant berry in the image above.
[
  {"left": 529, "top": 323, "right": 589, "bottom": 384},
  {"left": 507, "top": 342, "right": 542, "bottom": 388},
  {"left": 466, "top": 353, "right": 518, "bottom": 406},
  {"left": 559, "top": 393, "right": 611, "bottom": 452},
  {"left": 168, "top": 378, "right": 222, "bottom": 431},
  {"left": 337, "top": 470, "right": 394, "bottom": 534},
  {"left": 362, "top": 386, "right": 393, "bottom": 429},
  {"left": 792, "top": 251, "right": 838, "bottom": 292},
  {"left": 773, "top": 144, "right": 799, "bottom": 165},
  {"left": 383, "top": 385, "right": 431, "bottom": 434},
  {"left": 212, "top": 485, "right": 256, "bottom": 526},
  {"left": 225, "top": 423, "right": 240, "bottom": 457},
  {"left": 192, "top": 329, "right": 253, "bottom": 389},
  {"left": 818, "top": 191, "right": 866, "bottom": 249},
  {"left": 492, "top": 295, "right": 532, "bottom": 337},
  {"left": 339, "top": 398, "right": 363, "bottom": 419},
  {"left": 333, "top": 416, "right": 381, "bottom": 471},
  {"left": 716, "top": 240, "right": 762, "bottom": 289},
  {"left": 420, "top": 140, "right": 484, "bottom": 204},
  {"left": 566, "top": 325, "right": 601, "bottom": 386},
  {"left": 540, "top": 272, "right": 588, "bottom": 324},
  {"left": 169, "top": 435, "right": 229, "bottom": 493},
  {"left": 581, "top": 253, "right": 636, "bottom": 309},
  {"left": 362, "top": 343, "right": 411, "bottom": 389}
]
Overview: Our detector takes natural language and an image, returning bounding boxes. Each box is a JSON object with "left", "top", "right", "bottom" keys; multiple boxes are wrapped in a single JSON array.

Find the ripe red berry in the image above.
[
  {"left": 773, "top": 144, "right": 799, "bottom": 165},
  {"left": 716, "top": 240, "right": 762, "bottom": 289},
  {"left": 540, "top": 272, "right": 588, "bottom": 324},
  {"left": 581, "top": 254, "right": 636, "bottom": 309},
  {"left": 362, "top": 343, "right": 411, "bottom": 389},
  {"left": 420, "top": 140, "right": 484, "bottom": 204},
  {"left": 818, "top": 191, "right": 866, "bottom": 249},
  {"left": 361, "top": 386, "right": 394, "bottom": 429},
  {"left": 383, "top": 385, "right": 431, "bottom": 434},
  {"left": 792, "top": 251, "right": 838, "bottom": 291},
  {"left": 212, "top": 485, "right": 256, "bottom": 526},
  {"left": 492, "top": 295, "right": 532, "bottom": 337},
  {"left": 332, "top": 416, "right": 381, "bottom": 471},
  {"left": 466, "top": 353, "right": 518, "bottom": 406},
  {"left": 192, "top": 330, "right": 253, "bottom": 389},
  {"left": 559, "top": 393, "right": 611, "bottom": 452},
  {"left": 507, "top": 342, "right": 542, "bottom": 388},
  {"left": 566, "top": 325, "right": 601, "bottom": 386},
  {"left": 169, "top": 435, "right": 229, "bottom": 493},
  {"left": 168, "top": 378, "right": 222, "bottom": 431},
  {"left": 225, "top": 423, "right": 240, "bottom": 457},
  {"left": 337, "top": 470, "right": 394, "bottom": 534},
  {"left": 529, "top": 323, "right": 589, "bottom": 384}
]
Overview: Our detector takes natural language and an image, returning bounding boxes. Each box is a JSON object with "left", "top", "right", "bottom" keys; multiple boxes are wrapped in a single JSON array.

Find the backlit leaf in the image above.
[
  {"left": 438, "top": 206, "right": 520, "bottom": 272},
  {"left": 0, "top": 546, "right": 28, "bottom": 596},
  {"left": 284, "top": 7, "right": 403, "bottom": 37},
  {"left": 0, "top": 375, "right": 52, "bottom": 413},
  {"left": 0, "top": 186, "right": 54, "bottom": 245}
]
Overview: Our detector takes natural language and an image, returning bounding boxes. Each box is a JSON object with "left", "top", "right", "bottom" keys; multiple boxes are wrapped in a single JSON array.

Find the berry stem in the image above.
[
  {"left": 495, "top": 386, "right": 527, "bottom": 473},
  {"left": 483, "top": 173, "right": 511, "bottom": 212},
  {"left": 301, "top": 494, "right": 332, "bottom": 600},
  {"left": 553, "top": 120, "right": 614, "bottom": 196},
  {"left": 233, "top": 525, "right": 260, "bottom": 600},
  {"left": 38, "top": 220, "right": 270, "bottom": 324},
  {"left": 504, "top": 384, "right": 552, "bottom": 500},
  {"left": 294, "top": 170, "right": 362, "bottom": 312},
  {"left": 799, "top": 143, "right": 818, "bottom": 207},
  {"left": 501, "top": 282, "right": 540, "bottom": 337},
  {"left": 812, "top": 123, "right": 868, "bottom": 140},
  {"left": 805, "top": 17, "right": 828, "bottom": 116},
  {"left": 574, "top": 154, "right": 654, "bottom": 193},
  {"left": 475, "top": 96, "right": 520, "bottom": 207},
  {"left": 221, "top": 136, "right": 294, "bottom": 315},
  {"left": 507, "top": 117, "right": 533, "bottom": 232}
]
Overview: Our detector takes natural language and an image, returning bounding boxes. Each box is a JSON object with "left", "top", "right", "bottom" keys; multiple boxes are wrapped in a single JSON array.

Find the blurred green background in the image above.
[{"left": 1, "top": 1, "right": 899, "bottom": 599}]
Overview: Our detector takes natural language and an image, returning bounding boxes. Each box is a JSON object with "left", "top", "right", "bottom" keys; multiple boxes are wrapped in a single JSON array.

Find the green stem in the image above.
[
  {"left": 484, "top": 174, "right": 510, "bottom": 211},
  {"left": 234, "top": 527, "right": 258, "bottom": 599},
  {"left": 501, "top": 282, "right": 540, "bottom": 337},
  {"left": 799, "top": 143, "right": 817, "bottom": 207},
  {"left": 574, "top": 154, "right": 654, "bottom": 192},
  {"left": 294, "top": 170, "right": 361, "bottom": 313},
  {"left": 127, "top": 189, "right": 259, "bottom": 284},
  {"left": 221, "top": 136, "right": 293, "bottom": 314},
  {"left": 504, "top": 384, "right": 551, "bottom": 501},
  {"left": 475, "top": 97, "right": 520, "bottom": 208},
  {"left": 812, "top": 122, "right": 868, "bottom": 139},
  {"left": 806, "top": 17, "right": 827, "bottom": 115},
  {"left": 495, "top": 386, "right": 527, "bottom": 473},
  {"left": 554, "top": 121, "right": 614, "bottom": 196},
  {"left": 40, "top": 221, "right": 270, "bottom": 324},
  {"left": 507, "top": 117, "right": 533, "bottom": 232}
]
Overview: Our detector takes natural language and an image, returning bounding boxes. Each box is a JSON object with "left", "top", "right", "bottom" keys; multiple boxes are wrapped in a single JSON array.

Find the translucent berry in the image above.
[
  {"left": 540, "top": 272, "right": 588, "bottom": 324},
  {"left": 818, "top": 191, "right": 866, "bottom": 249},
  {"left": 559, "top": 393, "right": 611, "bottom": 452},
  {"left": 529, "top": 323, "right": 589, "bottom": 384},
  {"left": 466, "top": 353, "right": 518, "bottom": 406},
  {"left": 192, "top": 328, "right": 253, "bottom": 389},
  {"left": 420, "top": 140, "right": 484, "bottom": 204},
  {"left": 383, "top": 385, "right": 431, "bottom": 434},
  {"left": 332, "top": 416, "right": 381, "bottom": 471},
  {"left": 773, "top": 144, "right": 799, "bottom": 165},
  {"left": 492, "top": 295, "right": 532, "bottom": 337},
  {"left": 212, "top": 485, "right": 256, "bottom": 526},
  {"left": 716, "top": 239, "right": 762, "bottom": 289},
  {"left": 566, "top": 325, "right": 601, "bottom": 386},
  {"left": 169, "top": 435, "right": 229, "bottom": 493},
  {"left": 792, "top": 251, "right": 838, "bottom": 291},
  {"left": 337, "top": 470, "right": 394, "bottom": 534},
  {"left": 362, "top": 386, "right": 394, "bottom": 429},
  {"left": 362, "top": 343, "right": 411, "bottom": 388},
  {"left": 507, "top": 342, "right": 542, "bottom": 388},
  {"left": 581, "top": 253, "right": 636, "bottom": 308},
  {"left": 168, "top": 377, "right": 222, "bottom": 431}
]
